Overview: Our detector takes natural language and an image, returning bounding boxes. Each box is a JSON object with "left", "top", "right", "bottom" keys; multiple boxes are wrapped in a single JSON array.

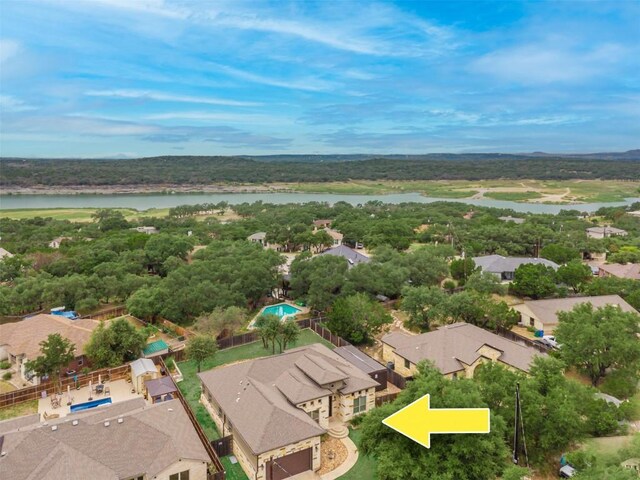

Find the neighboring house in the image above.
[
  {"left": 322, "top": 227, "right": 343, "bottom": 246},
  {"left": 381, "top": 323, "right": 543, "bottom": 378},
  {"left": 133, "top": 226, "right": 159, "bottom": 234},
  {"left": 628, "top": 210, "right": 640, "bottom": 218},
  {"left": 0, "top": 397, "right": 211, "bottom": 480},
  {"left": 198, "top": 344, "right": 378, "bottom": 480},
  {"left": 48, "top": 236, "right": 72, "bottom": 249},
  {"left": 473, "top": 254, "right": 559, "bottom": 281},
  {"left": 0, "top": 314, "right": 99, "bottom": 384},
  {"left": 318, "top": 244, "right": 370, "bottom": 268},
  {"left": 130, "top": 357, "right": 159, "bottom": 394},
  {"left": 248, "top": 231, "right": 268, "bottom": 247},
  {"left": 0, "top": 247, "right": 14, "bottom": 260},
  {"left": 512, "top": 295, "right": 638, "bottom": 333},
  {"left": 313, "top": 219, "right": 332, "bottom": 229},
  {"left": 333, "top": 345, "right": 387, "bottom": 391},
  {"left": 586, "top": 226, "right": 628, "bottom": 239},
  {"left": 498, "top": 216, "right": 525, "bottom": 224},
  {"left": 598, "top": 263, "right": 640, "bottom": 280}
]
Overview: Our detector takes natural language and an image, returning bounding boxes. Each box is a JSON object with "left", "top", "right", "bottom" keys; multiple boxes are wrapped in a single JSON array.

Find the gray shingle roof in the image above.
[
  {"left": 198, "top": 343, "right": 378, "bottom": 454},
  {"left": 0, "top": 398, "right": 209, "bottom": 479},
  {"left": 473, "top": 255, "right": 558, "bottom": 274},
  {"left": 520, "top": 294, "right": 638, "bottom": 327},
  {"left": 334, "top": 345, "right": 385, "bottom": 374},
  {"left": 382, "top": 323, "right": 543, "bottom": 374},
  {"left": 318, "top": 245, "right": 370, "bottom": 266}
]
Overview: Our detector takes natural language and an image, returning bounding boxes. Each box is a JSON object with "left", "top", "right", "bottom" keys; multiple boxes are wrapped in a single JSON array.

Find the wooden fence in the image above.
[
  {"left": 375, "top": 392, "right": 400, "bottom": 407},
  {"left": 386, "top": 369, "right": 410, "bottom": 390},
  {"left": 157, "top": 358, "right": 226, "bottom": 480},
  {"left": 495, "top": 327, "right": 550, "bottom": 354},
  {"left": 211, "top": 435, "right": 234, "bottom": 457},
  {"left": 0, "top": 364, "right": 130, "bottom": 408},
  {"left": 79, "top": 305, "right": 127, "bottom": 321}
]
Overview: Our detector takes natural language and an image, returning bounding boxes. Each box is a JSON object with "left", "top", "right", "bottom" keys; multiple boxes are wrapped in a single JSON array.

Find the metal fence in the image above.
[{"left": 0, "top": 364, "right": 130, "bottom": 408}]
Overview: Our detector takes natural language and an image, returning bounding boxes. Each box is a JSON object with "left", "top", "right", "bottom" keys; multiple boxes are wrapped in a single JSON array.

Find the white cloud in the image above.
[
  {"left": 0, "top": 39, "right": 20, "bottom": 64},
  {"left": 0, "top": 95, "right": 35, "bottom": 112},
  {"left": 210, "top": 63, "right": 335, "bottom": 92},
  {"left": 472, "top": 42, "right": 627, "bottom": 84},
  {"left": 85, "top": 89, "right": 261, "bottom": 107}
]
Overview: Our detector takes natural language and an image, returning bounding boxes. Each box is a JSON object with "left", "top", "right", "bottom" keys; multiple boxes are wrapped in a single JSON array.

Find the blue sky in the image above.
[{"left": 1, "top": 0, "right": 639, "bottom": 157}]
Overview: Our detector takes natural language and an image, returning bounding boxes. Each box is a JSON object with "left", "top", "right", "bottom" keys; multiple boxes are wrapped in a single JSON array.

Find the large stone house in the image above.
[
  {"left": 0, "top": 397, "right": 211, "bottom": 480},
  {"left": 382, "top": 323, "right": 543, "bottom": 378},
  {"left": 198, "top": 343, "right": 379, "bottom": 480},
  {"left": 0, "top": 314, "right": 99, "bottom": 385},
  {"left": 512, "top": 294, "right": 638, "bottom": 333},
  {"left": 586, "top": 226, "right": 628, "bottom": 239}
]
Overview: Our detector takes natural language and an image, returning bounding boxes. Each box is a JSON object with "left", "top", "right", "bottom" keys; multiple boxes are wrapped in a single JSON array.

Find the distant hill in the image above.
[{"left": 1, "top": 153, "right": 639, "bottom": 187}]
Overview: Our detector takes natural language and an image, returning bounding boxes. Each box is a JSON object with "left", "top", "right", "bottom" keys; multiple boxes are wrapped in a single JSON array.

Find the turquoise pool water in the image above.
[
  {"left": 262, "top": 303, "right": 301, "bottom": 319},
  {"left": 70, "top": 397, "right": 112, "bottom": 412}
]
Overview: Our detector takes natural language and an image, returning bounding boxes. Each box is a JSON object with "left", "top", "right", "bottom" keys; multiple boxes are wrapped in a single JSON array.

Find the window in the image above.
[
  {"left": 353, "top": 395, "right": 367, "bottom": 415},
  {"left": 77, "top": 359, "right": 83, "bottom": 366},
  {"left": 308, "top": 409, "right": 320, "bottom": 422},
  {"left": 169, "top": 471, "right": 190, "bottom": 480},
  {"left": 404, "top": 359, "right": 411, "bottom": 370}
]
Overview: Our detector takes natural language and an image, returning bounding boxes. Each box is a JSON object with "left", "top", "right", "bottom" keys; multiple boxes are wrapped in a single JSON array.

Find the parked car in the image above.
[
  {"left": 542, "top": 335, "right": 560, "bottom": 349},
  {"left": 559, "top": 465, "right": 577, "bottom": 478}
]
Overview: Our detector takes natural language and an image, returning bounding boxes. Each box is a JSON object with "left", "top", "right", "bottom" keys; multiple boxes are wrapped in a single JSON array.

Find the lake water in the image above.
[{"left": 1, "top": 192, "right": 638, "bottom": 214}]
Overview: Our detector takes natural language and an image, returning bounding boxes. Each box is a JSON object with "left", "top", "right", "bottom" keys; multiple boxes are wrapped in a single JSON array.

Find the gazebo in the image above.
[{"left": 145, "top": 376, "right": 178, "bottom": 404}]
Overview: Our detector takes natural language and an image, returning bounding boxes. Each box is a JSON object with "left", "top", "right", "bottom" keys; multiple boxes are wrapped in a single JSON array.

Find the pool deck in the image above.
[
  {"left": 248, "top": 301, "right": 310, "bottom": 329},
  {"left": 38, "top": 379, "right": 143, "bottom": 420}
]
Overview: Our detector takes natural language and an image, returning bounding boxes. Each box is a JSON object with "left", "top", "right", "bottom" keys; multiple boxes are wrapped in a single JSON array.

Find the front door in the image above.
[{"left": 329, "top": 395, "right": 333, "bottom": 417}]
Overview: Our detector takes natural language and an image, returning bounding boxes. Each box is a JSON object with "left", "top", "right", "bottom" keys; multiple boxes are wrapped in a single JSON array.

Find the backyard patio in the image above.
[{"left": 37, "top": 378, "right": 141, "bottom": 420}]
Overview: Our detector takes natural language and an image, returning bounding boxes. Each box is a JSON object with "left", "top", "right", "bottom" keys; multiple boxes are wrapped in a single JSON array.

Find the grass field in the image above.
[
  {"left": 0, "top": 380, "right": 16, "bottom": 393},
  {"left": 0, "top": 207, "right": 240, "bottom": 222},
  {"left": 340, "top": 428, "right": 378, "bottom": 480},
  {"left": 0, "top": 399, "right": 38, "bottom": 421},
  {"left": 483, "top": 191, "right": 543, "bottom": 201}
]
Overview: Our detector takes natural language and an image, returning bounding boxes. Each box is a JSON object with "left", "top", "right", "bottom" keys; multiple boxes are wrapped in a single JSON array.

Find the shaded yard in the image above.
[
  {"left": 0, "top": 399, "right": 38, "bottom": 421},
  {"left": 339, "top": 428, "right": 378, "bottom": 480}
]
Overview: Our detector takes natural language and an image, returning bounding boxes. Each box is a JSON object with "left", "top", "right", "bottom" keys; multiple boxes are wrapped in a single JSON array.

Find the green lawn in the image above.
[
  {"left": 178, "top": 329, "right": 335, "bottom": 427},
  {"left": 483, "top": 191, "right": 543, "bottom": 201},
  {"left": 339, "top": 428, "right": 378, "bottom": 480},
  {"left": 0, "top": 399, "right": 38, "bottom": 421},
  {"left": 221, "top": 457, "right": 249, "bottom": 480}
]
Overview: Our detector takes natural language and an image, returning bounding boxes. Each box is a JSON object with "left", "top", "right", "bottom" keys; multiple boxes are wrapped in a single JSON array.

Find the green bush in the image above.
[
  {"left": 600, "top": 369, "right": 638, "bottom": 399},
  {"left": 0, "top": 360, "right": 10, "bottom": 370},
  {"left": 2, "top": 371, "right": 12, "bottom": 381}
]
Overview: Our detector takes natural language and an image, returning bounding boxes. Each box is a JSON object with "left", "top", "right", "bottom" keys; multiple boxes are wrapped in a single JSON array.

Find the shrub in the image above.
[
  {"left": 0, "top": 360, "right": 10, "bottom": 370},
  {"left": 2, "top": 371, "right": 12, "bottom": 381},
  {"left": 600, "top": 369, "right": 638, "bottom": 399}
]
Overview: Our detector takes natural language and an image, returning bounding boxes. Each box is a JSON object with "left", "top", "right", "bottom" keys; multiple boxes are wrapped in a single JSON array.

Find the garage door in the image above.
[{"left": 266, "top": 448, "right": 312, "bottom": 480}]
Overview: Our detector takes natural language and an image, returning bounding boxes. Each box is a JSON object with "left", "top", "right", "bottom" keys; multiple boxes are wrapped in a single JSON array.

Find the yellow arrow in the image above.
[{"left": 382, "top": 394, "right": 490, "bottom": 448}]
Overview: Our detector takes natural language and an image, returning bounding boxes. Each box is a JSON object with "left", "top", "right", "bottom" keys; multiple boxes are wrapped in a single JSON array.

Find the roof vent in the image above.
[
  {"left": 72, "top": 420, "right": 79, "bottom": 426},
  {"left": 167, "top": 408, "right": 173, "bottom": 412},
  {"left": 0, "top": 451, "right": 6, "bottom": 457},
  {"left": 51, "top": 425, "right": 58, "bottom": 432},
  {"left": 117, "top": 417, "right": 124, "bottom": 424},
  {"left": 104, "top": 421, "right": 110, "bottom": 427}
]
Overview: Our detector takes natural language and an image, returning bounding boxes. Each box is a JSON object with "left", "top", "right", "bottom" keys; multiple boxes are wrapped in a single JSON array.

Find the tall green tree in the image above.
[
  {"left": 186, "top": 335, "right": 218, "bottom": 373},
  {"left": 557, "top": 259, "right": 592, "bottom": 293},
  {"left": 327, "top": 293, "right": 392, "bottom": 344},
  {"left": 277, "top": 320, "right": 301, "bottom": 352},
  {"left": 359, "top": 362, "right": 509, "bottom": 480},
  {"left": 540, "top": 244, "right": 580, "bottom": 265},
  {"left": 555, "top": 303, "right": 640, "bottom": 386},
  {"left": 401, "top": 285, "right": 447, "bottom": 331},
  {"left": 450, "top": 257, "right": 478, "bottom": 283},
  {"left": 25, "top": 333, "right": 76, "bottom": 394},
  {"left": 510, "top": 263, "right": 557, "bottom": 299},
  {"left": 85, "top": 319, "right": 148, "bottom": 368}
]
